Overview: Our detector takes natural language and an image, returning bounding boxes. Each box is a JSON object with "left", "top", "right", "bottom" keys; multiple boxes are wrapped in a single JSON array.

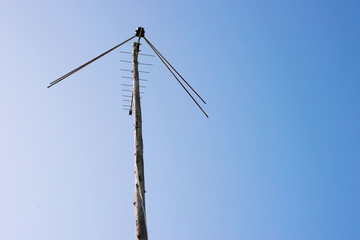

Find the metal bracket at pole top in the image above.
[{"left": 135, "top": 27, "right": 145, "bottom": 37}]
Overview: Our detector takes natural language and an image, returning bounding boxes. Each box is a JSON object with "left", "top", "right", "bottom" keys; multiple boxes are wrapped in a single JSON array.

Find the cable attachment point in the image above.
[{"left": 135, "top": 27, "right": 145, "bottom": 37}]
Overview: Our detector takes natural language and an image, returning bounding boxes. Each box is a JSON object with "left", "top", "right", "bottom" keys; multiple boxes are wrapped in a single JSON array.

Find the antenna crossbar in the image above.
[{"left": 120, "top": 51, "right": 155, "bottom": 57}]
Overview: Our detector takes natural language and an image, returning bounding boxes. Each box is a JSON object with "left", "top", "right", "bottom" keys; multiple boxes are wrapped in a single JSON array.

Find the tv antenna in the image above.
[{"left": 48, "top": 27, "right": 208, "bottom": 240}]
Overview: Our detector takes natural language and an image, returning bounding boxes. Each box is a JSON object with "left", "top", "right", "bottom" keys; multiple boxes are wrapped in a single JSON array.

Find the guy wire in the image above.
[
  {"left": 144, "top": 37, "right": 208, "bottom": 118},
  {"left": 48, "top": 35, "right": 136, "bottom": 88},
  {"left": 144, "top": 36, "right": 206, "bottom": 105}
]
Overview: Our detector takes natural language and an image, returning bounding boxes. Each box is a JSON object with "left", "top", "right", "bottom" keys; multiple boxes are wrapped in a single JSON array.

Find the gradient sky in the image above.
[{"left": 1, "top": 0, "right": 359, "bottom": 239}]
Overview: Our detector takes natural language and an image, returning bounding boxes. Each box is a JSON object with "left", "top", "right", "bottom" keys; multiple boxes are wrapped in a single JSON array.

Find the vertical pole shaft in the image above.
[{"left": 132, "top": 42, "right": 148, "bottom": 240}]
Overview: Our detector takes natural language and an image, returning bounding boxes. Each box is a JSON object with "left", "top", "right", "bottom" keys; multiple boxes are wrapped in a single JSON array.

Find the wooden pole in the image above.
[{"left": 132, "top": 42, "right": 148, "bottom": 240}]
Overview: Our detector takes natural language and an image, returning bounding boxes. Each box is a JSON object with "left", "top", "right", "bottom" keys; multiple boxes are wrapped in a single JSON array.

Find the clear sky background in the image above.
[{"left": 1, "top": 0, "right": 359, "bottom": 239}]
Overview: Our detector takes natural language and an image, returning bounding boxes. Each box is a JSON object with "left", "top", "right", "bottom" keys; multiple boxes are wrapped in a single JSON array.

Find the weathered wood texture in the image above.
[{"left": 132, "top": 42, "right": 148, "bottom": 240}]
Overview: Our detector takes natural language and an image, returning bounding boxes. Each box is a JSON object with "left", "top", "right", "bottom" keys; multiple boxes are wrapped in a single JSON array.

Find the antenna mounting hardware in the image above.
[{"left": 135, "top": 27, "right": 145, "bottom": 37}]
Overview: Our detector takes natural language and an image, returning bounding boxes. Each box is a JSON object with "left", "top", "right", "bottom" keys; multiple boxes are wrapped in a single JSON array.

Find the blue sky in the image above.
[{"left": 1, "top": 0, "right": 359, "bottom": 239}]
